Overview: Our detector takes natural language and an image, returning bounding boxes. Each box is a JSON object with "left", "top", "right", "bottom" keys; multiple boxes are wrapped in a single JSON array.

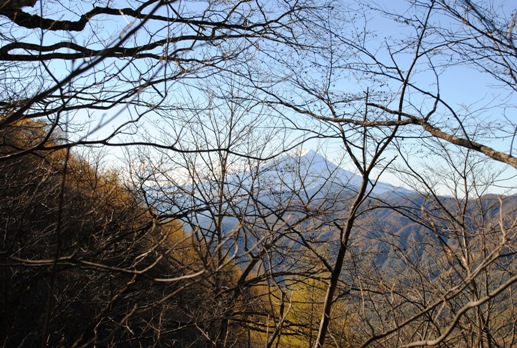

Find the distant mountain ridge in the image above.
[
  {"left": 242, "top": 148, "right": 414, "bottom": 198},
  {"left": 149, "top": 148, "right": 415, "bottom": 218},
  {"left": 148, "top": 147, "right": 517, "bottom": 277}
]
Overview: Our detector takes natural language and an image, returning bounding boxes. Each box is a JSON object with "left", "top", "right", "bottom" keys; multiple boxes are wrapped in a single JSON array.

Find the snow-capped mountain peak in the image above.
[
  {"left": 254, "top": 148, "right": 412, "bottom": 197},
  {"left": 289, "top": 147, "right": 313, "bottom": 157}
]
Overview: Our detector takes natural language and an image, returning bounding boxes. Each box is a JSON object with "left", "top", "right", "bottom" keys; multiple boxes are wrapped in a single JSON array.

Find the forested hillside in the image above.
[{"left": 0, "top": 121, "right": 269, "bottom": 347}]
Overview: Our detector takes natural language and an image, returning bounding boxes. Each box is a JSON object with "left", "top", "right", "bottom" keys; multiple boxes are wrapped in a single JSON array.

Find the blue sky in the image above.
[{"left": 8, "top": 0, "right": 515, "bottom": 196}]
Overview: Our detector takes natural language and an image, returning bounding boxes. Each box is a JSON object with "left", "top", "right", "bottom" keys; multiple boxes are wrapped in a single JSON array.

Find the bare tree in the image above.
[
  {"left": 0, "top": 2, "right": 327, "bottom": 346},
  {"left": 239, "top": 2, "right": 517, "bottom": 346},
  {"left": 346, "top": 139, "right": 517, "bottom": 348},
  {"left": 0, "top": 121, "right": 211, "bottom": 347},
  {"left": 0, "top": 0, "right": 318, "bottom": 154},
  {"left": 3, "top": 0, "right": 517, "bottom": 347}
]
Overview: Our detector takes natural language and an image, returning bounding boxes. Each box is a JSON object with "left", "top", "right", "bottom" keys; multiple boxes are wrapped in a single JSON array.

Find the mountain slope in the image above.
[{"left": 235, "top": 148, "right": 413, "bottom": 199}]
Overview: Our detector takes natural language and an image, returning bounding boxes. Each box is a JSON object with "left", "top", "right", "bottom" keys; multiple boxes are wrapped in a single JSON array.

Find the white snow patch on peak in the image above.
[{"left": 289, "top": 147, "right": 313, "bottom": 157}]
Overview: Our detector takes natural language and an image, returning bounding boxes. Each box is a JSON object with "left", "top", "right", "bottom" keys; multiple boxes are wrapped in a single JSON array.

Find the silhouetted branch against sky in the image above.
[{"left": 0, "top": 0, "right": 516, "bottom": 193}]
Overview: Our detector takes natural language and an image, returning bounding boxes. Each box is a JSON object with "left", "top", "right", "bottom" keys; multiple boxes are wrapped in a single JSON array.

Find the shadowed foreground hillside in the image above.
[{"left": 0, "top": 121, "right": 267, "bottom": 347}]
